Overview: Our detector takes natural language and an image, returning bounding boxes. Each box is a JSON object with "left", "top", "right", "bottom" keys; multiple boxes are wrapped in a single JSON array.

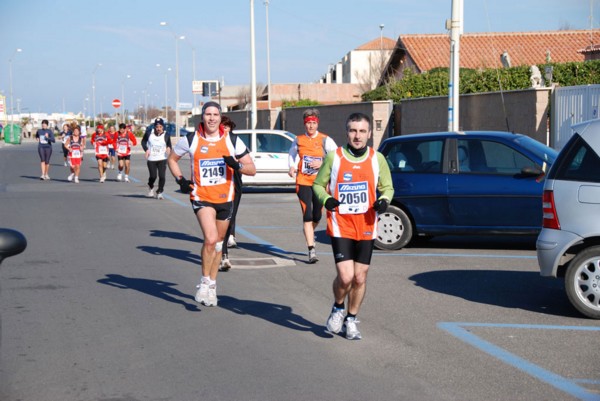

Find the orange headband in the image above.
[{"left": 304, "top": 116, "right": 319, "bottom": 124}]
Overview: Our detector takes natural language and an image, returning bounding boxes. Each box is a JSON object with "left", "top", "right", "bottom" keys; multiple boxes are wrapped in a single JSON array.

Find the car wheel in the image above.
[
  {"left": 565, "top": 246, "right": 600, "bottom": 319},
  {"left": 375, "top": 205, "right": 413, "bottom": 250}
]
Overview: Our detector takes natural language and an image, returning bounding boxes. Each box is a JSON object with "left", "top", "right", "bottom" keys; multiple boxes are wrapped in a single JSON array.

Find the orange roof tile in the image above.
[
  {"left": 356, "top": 36, "right": 396, "bottom": 51},
  {"left": 398, "top": 30, "right": 599, "bottom": 71}
]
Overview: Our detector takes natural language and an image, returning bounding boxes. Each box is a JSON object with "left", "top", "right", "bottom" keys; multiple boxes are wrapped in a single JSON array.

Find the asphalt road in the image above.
[{"left": 0, "top": 140, "right": 598, "bottom": 401}]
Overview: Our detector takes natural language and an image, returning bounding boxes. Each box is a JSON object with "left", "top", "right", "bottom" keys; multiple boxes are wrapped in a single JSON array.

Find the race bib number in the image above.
[
  {"left": 98, "top": 145, "right": 108, "bottom": 155},
  {"left": 118, "top": 144, "right": 128, "bottom": 154},
  {"left": 337, "top": 181, "right": 369, "bottom": 214},
  {"left": 199, "top": 158, "right": 226, "bottom": 186},
  {"left": 301, "top": 155, "right": 322, "bottom": 175},
  {"left": 71, "top": 149, "right": 81, "bottom": 158},
  {"left": 40, "top": 136, "right": 49, "bottom": 144},
  {"left": 151, "top": 144, "right": 166, "bottom": 157}
]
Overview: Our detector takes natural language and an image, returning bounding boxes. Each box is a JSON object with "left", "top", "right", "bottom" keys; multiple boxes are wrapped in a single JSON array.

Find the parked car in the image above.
[
  {"left": 233, "top": 129, "right": 296, "bottom": 186},
  {"left": 536, "top": 119, "right": 600, "bottom": 319},
  {"left": 376, "top": 131, "right": 557, "bottom": 250}
]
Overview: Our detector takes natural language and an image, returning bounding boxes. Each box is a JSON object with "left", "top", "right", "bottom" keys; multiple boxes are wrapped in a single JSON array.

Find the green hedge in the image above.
[{"left": 362, "top": 60, "right": 600, "bottom": 102}]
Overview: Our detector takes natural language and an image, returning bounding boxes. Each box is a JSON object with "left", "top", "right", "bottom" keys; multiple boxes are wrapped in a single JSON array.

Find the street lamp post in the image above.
[
  {"left": 8, "top": 48, "right": 22, "bottom": 124},
  {"left": 264, "top": 0, "right": 272, "bottom": 110},
  {"left": 91, "top": 63, "right": 102, "bottom": 127},
  {"left": 157, "top": 64, "right": 171, "bottom": 121},
  {"left": 160, "top": 22, "right": 183, "bottom": 137},
  {"left": 121, "top": 74, "right": 131, "bottom": 124}
]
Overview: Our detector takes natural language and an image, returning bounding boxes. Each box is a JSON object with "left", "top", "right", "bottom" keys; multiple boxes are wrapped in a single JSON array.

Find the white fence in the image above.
[{"left": 552, "top": 84, "right": 600, "bottom": 149}]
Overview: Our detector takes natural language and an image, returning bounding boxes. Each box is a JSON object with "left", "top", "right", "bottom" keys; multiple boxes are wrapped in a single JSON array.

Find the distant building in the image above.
[{"left": 380, "top": 30, "right": 600, "bottom": 84}]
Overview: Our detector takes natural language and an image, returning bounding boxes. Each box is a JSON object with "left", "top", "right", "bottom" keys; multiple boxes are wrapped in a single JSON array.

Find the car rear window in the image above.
[{"left": 549, "top": 134, "right": 600, "bottom": 183}]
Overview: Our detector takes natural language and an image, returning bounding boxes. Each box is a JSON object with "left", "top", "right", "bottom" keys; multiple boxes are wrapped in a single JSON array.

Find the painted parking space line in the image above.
[
  {"left": 373, "top": 251, "right": 537, "bottom": 259},
  {"left": 438, "top": 322, "right": 600, "bottom": 401}
]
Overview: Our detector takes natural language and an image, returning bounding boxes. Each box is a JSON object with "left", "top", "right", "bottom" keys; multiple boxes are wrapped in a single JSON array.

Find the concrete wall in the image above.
[{"left": 398, "top": 88, "right": 551, "bottom": 144}]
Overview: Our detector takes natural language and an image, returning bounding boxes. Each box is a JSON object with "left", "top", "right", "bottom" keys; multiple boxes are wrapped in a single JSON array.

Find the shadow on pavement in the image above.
[
  {"left": 97, "top": 274, "right": 199, "bottom": 311},
  {"left": 137, "top": 245, "right": 201, "bottom": 264},
  {"left": 218, "top": 295, "right": 333, "bottom": 338},
  {"left": 409, "top": 270, "right": 581, "bottom": 318},
  {"left": 149, "top": 230, "right": 200, "bottom": 243}
]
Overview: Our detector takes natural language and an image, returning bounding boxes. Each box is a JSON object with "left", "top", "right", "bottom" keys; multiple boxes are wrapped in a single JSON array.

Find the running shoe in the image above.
[
  {"left": 40, "top": 175, "right": 45, "bottom": 180},
  {"left": 220, "top": 257, "right": 232, "bottom": 272},
  {"left": 64, "top": 161, "right": 68, "bottom": 167},
  {"left": 206, "top": 284, "right": 218, "bottom": 306},
  {"left": 44, "top": 175, "right": 50, "bottom": 180},
  {"left": 308, "top": 248, "right": 318, "bottom": 264},
  {"left": 326, "top": 307, "right": 345, "bottom": 334},
  {"left": 147, "top": 188, "right": 155, "bottom": 198},
  {"left": 67, "top": 173, "right": 74, "bottom": 182},
  {"left": 227, "top": 236, "right": 237, "bottom": 248},
  {"left": 74, "top": 177, "right": 79, "bottom": 183},
  {"left": 343, "top": 317, "right": 362, "bottom": 340},
  {"left": 100, "top": 177, "right": 105, "bottom": 183},
  {"left": 156, "top": 192, "right": 164, "bottom": 200},
  {"left": 102, "top": 172, "right": 106, "bottom": 181},
  {"left": 117, "top": 173, "right": 122, "bottom": 181},
  {"left": 124, "top": 176, "right": 130, "bottom": 183},
  {"left": 195, "top": 282, "right": 209, "bottom": 304}
]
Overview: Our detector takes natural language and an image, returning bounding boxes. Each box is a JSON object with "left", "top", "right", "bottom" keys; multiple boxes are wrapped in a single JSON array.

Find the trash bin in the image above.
[{"left": 4, "top": 124, "right": 22, "bottom": 144}]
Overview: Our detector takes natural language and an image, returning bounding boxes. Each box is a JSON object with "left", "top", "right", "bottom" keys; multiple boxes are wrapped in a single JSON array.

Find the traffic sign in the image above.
[{"left": 112, "top": 99, "right": 121, "bottom": 109}]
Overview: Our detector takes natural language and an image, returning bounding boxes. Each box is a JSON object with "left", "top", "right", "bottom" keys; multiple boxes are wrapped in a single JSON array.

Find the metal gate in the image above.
[{"left": 551, "top": 84, "right": 600, "bottom": 149}]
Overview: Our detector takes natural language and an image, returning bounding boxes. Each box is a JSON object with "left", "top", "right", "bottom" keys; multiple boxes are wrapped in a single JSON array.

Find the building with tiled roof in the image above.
[
  {"left": 321, "top": 36, "right": 396, "bottom": 90},
  {"left": 381, "top": 30, "right": 599, "bottom": 84}
]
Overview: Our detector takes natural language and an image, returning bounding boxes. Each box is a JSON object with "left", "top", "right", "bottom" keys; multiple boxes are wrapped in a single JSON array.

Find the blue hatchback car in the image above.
[{"left": 376, "top": 131, "right": 558, "bottom": 250}]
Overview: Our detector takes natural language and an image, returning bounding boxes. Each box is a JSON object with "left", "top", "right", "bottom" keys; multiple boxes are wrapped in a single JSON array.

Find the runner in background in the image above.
[
  {"left": 66, "top": 126, "right": 84, "bottom": 183},
  {"left": 115, "top": 123, "right": 137, "bottom": 183}
]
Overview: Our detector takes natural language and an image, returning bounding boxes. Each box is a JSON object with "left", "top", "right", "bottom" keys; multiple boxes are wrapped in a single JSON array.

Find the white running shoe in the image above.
[
  {"left": 195, "top": 282, "right": 209, "bottom": 304},
  {"left": 147, "top": 188, "right": 155, "bottom": 198},
  {"left": 219, "top": 258, "right": 232, "bottom": 272},
  {"left": 124, "top": 176, "right": 130, "bottom": 183},
  {"left": 102, "top": 172, "right": 106, "bottom": 181},
  {"left": 344, "top": 317, "right": 362, "bottom": 340},
  {"left": 74, "top": 177, "right": 79, "bottom": 183},
  {"left": 205, "top": 284, "right": 218, "bottom": 306},
  {"left": 44, "top": 174, "right": 50, "bottom": 180},
  {"left": 227, "top": 236, "right": 237, "bottom": 248},
  {"left": 117, "top": 173, "right": 122, "bottom": 181},
  {"left": 308, "top": 248, "right": 318, "bottom": 264},
  {"left": 40, "top": 175, "right": 45, "bottom": 180},
  {"left": 157, "top": 193, "right": 164, "bottom": 200},
  {"left": 326, "top": 307, "right": 345, "bottom": 334},
  {"left": 64, "top": 161, "right": 68, "bottom": 167},
  {"left": 100, "top": 177, "right": 105, "bottom": 183},
  {"left": 68, "top": 173, "right": 74, "bottom": 182}
]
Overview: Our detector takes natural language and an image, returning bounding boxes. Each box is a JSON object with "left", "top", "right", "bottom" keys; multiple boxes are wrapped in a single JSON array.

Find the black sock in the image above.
[
  {"left": 345, "top": 312, "right": 356, "bottom": 321},
  {"left": 334, "top": 302, "right": 345, "bottom": 310}
]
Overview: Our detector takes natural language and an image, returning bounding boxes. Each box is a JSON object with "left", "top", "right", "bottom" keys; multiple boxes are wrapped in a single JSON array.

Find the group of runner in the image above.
[
  {"left": 54, "top": 122, "right": 138, "bottom": 184},
  {"left": 166, "top": 104, "right": 393, "bottom": 340}
]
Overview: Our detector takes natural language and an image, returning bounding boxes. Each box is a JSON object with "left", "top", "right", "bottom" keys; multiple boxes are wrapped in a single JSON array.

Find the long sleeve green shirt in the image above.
[{"left": 312, "top": 145, "right": 394, "bottom": 206}]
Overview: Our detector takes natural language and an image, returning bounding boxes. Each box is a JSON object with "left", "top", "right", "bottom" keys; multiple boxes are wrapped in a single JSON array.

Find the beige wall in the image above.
[
  {"left": 187, "top": 89, "right": 551, "bottom": 149},
  {"left": 398, "top": 88, "right": 551, "bottom": 143}
]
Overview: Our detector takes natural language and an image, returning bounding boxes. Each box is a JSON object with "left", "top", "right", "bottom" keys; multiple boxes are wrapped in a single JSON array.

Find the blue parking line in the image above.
[{"left": 438, "top": 322, "right": 600, "bottom": 401}]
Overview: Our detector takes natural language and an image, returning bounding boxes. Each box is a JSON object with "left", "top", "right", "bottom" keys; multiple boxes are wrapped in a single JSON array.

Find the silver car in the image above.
[{"left": 536, "top": 119, "right": 600, "bottom": 319}]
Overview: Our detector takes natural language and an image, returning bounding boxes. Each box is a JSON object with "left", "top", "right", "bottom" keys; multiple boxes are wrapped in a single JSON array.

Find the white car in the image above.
[{"left": 234, "top": 129, "right": 296, "bottom": 186}]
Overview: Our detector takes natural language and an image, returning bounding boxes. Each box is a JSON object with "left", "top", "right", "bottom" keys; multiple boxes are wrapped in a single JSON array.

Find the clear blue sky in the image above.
[{"left": 0, "top": 0, "right": 595, "bottom": 116}]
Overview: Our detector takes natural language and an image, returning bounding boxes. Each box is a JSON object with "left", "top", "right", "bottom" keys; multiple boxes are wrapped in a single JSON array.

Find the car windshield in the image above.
[{"left": 514, "top": 136, "right": 558, "bottom": 164}]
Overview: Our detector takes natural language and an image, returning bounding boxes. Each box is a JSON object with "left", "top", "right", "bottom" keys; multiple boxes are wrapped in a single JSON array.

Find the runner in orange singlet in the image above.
[
  {"left": 288, "top": 108, "right": 337, "bottom": 263},
  {"left": 168, "top": 102, "right": 256, "bottom": 307},
  {"left": 313, "top": 112, "right": 393, "bottom": 340}
]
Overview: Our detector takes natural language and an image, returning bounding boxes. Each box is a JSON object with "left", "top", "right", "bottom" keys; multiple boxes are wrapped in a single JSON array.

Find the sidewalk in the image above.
[{"left": 0, "top": 135, "right": 146, "bottom": 153}]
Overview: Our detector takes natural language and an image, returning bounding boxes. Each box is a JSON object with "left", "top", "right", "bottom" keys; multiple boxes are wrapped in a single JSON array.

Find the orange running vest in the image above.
[
  {"left": 327, "top": 147, "right": 379, "bottom": 240},
  {"left": 189, "top": 133, "right": 236, "bottom": 204},
  {"left": 295, "top": 132, "right": 329, "bottom": 186}
]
